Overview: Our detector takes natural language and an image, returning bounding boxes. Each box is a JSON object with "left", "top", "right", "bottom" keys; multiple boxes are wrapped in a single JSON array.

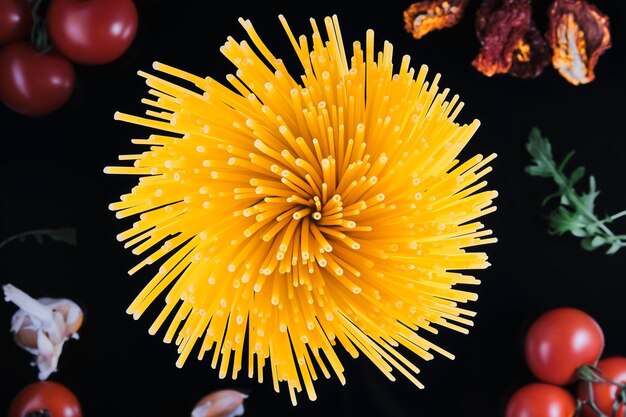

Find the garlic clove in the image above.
[
  {"left": 191, "top": 389, "right": 247, "bottom": 417},
  {"left": 40, "top": 297, "right": 84, "bottom": 337},
  {"left": 35, "top": 331, "right": 63, "bottom": 380},
  {"left": 4, "top": 284, "right": 56, "bottom": 324},
  {"left": 12, "top": 320, "right": 39, "bottom": 350},
  {"left": 3, "top": 283, "right": 84, "bottom": 380}
]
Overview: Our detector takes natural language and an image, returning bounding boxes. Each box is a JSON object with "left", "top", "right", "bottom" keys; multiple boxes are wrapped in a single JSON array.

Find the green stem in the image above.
[
  {"left": 0, "top": 230, "right": 49, "bottom": 249},
  {"left": 576, "top": 365, "right": 626, "bottom": 417},
  {"left": 610, "top": 210, "right": 626, "bottom": 221},
  {"left": 29, "top": 0, "right": 52, "bottom": 53}
]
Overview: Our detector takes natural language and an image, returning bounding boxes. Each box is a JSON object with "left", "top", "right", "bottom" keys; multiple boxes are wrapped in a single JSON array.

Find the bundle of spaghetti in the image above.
[{"left": 105, "top": 14, "right": 497, "bottom": 405}]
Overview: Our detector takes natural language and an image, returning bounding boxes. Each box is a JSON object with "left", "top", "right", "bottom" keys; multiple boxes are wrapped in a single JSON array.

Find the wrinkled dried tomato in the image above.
[
  {"left": 472, "top": 0, "right": 549, "bottom": 78},
  {"left": 509, "top": 25, "right": 551, "bottom": 79},
  {"left": 546, "top": 0, "right": 611, "bottom": 85},
  {"left": 403, "top": 0, "right": 469, "bottom": 40}
]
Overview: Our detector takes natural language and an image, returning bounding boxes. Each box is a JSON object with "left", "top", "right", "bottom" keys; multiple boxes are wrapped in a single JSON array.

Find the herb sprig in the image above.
[
  {"left": 0, "top": 228, "right": 77, "bottom": 250},
  {"left": 525, "top": 127, "right": 626, "bottom": 255}
]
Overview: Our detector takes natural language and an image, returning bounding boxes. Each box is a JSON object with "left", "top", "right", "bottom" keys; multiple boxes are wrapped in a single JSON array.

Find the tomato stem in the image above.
[
  {"left": 25, "top": 410, "right": 51, "bottom": 417},
  {"left": 28, "top": 0, "right": 53, "bottom": 53},
  {"left": 575, "top": 365, "right": 626, "bottom": 417}
]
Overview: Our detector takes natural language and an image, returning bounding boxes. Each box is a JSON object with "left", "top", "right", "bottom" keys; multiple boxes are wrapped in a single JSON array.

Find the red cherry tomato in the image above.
[
  {"left": 0, "top": 0, "right": 32, "bottom": 45},
  {"left": 0, "top": 41, "right": 75, "bottom": 116},
  {"left": 524, "top": 307, "right": 604, "bottom": 385},
  {"left": 7, "top": 381, "right": 82, "bottom": 417},
  {"left": 505, "top": 383, "right": 577, "bottom": 417},
  {"left": 46, "top": 0, "right": 138, "bottom": 65},
  {"left": 578, "top": 357, "right": 626, "bottom": 417}
]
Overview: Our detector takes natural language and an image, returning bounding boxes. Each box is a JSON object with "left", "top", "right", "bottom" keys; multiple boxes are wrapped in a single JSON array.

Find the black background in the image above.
[{"left": 1, "top": 0, "right": 626, "bottom": 416}]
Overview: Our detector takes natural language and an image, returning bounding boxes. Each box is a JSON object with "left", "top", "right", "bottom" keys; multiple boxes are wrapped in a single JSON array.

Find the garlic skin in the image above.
[
  {"left": 191, "top": 389, "right": 247, "bottom": 417},
  {"left": 3, "top": 283, "right": 83, "bottom": 380}
]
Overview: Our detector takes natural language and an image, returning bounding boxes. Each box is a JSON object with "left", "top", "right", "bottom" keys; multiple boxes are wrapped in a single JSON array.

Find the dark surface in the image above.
[{"left": 1, "top": 0, "right": 625, "bottom": 416}]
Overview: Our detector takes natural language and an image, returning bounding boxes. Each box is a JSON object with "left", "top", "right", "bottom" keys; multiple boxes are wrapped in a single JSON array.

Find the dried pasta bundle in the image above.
[{"left": 105, "top": 14, "right": 498, "bottom": 405}]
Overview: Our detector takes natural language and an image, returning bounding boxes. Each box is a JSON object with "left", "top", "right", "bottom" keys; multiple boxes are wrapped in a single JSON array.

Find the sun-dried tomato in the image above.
[
  {"left": 472, "top": 0, "right": 532, "bottom": 76},
  {"left": 546, "top": 0, "right": 611, "bottom": 85},
  {"left": 403, "top": 0, "right": 469, "bottom": 40},
  {"left": 472, "top": 0, "right": 549, "bottom": 78},
  {"left": 509, "top": 25, "right": 551, "bottom": 79}
]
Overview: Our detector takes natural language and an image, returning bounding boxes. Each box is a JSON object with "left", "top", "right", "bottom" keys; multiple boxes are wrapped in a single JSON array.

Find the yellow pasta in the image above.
[{"left": 105, "top": 14, "right": 497, "bottom": 405}]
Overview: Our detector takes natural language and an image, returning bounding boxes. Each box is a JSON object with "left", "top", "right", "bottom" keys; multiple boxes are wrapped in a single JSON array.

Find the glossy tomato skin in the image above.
[
  {"left": 505, "top": 383, "right": 577, "bottom": 417},
  {"left": 525, "top": 307, "right": 604, "bottom": 385},
  {"left": 0, "top": 0, "right": 32, "bottom": 45},
  {"left": 0, "top": 42, "right": 75, "bottom": 116},
  {"left": 578, "top": 357, "right": 626, "bottom": 417},
  {"left": 46, "top": 0, "right": 138, "bottom": 65},
  {"left": 7, "top": 381, "right": 82, "bottom": 417}
]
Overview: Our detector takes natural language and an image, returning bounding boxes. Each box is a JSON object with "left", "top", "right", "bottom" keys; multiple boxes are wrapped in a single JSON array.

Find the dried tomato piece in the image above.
[
  {"left": 546, "top": 0, "right": 611, "bottom": 85},
  {"left": 472, "top": 0, "right": 549, "bottom": 78},
  {"left": 509, "top": 25, "right": 551, "bottom": 79},
  {"left": 403, "top": 0, "right": 469, "bottom": 40},
  {"left": 472, "top": 0, "right": 532, "bottom": 76}
]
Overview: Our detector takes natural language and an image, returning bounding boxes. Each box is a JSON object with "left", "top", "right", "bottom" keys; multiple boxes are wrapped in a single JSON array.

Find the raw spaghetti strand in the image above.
[{"left": 105, "top": 14, "right": 498, "bottom": 405}]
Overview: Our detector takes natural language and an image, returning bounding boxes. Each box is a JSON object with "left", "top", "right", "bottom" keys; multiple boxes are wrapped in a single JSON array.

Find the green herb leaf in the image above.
[
  {"left": 525, "top": 128, "right": 556, "bottom": 178},
  {"left": 0, "top": 228, "right": 78, "bottom": 250},
  {"left": 45, "top": 228, "right": 77, "bottom": 245},
  {"left": 568, "top": 166, "right": 586, "bottom": 188},
  {"left": 525, "top": 128, "right": 625, "bottom": 255}
]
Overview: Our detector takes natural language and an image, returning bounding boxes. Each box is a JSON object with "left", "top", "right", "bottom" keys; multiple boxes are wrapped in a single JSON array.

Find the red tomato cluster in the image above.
[
  {"left": 505, "top": 307, "right": 626, "bottom": 417},
  {"left": 0, "top": 0, "right": 138, "bottom": 116}
]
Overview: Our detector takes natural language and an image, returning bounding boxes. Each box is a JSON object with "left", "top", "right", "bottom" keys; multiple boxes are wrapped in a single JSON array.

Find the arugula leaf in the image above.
[
  {"left": 0, "top": 228, "right": 77, "bottom": 250},
  {"left": 525, "top": 128, "right": 626, "bottom": 255}
]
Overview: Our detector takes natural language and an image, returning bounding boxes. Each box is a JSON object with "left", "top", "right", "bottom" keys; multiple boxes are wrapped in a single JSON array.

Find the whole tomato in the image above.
[
  {"left": 525, "top": 307, "right": 604, "bottom": 385},
  {"left": 0, "top": 0, "right": 32, "bottom": 45},
  {"left": 578, "top": 357, "right": 626, "bottom": 417},
  {"left": 505, "top": 382, "right": 577, "bottom": 417},
  {"left": 0, "top": 41, "right": 75, "bottom": 116},
  {"left": 7, "top": 381, "right": 82, "bottom": 417},
  {"left": 46, "top": 0, "right": 138, "bottom": 65}
]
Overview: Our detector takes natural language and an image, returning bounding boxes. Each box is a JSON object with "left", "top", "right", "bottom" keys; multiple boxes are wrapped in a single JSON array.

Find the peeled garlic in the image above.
[
  {"left": 191, "top": 389, "right": 247, "bottom": 417},
  {"left": 3, "top": 283, "right": 83, "bottom": 380}
]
